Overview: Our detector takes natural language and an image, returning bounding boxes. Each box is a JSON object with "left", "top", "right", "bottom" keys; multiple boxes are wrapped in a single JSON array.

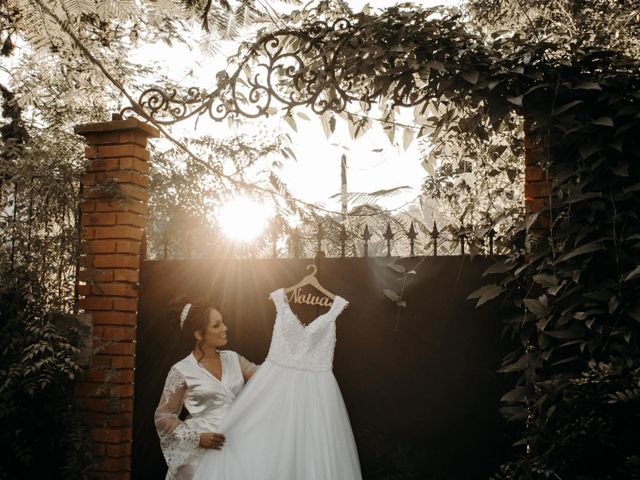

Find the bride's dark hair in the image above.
[{"left": 168, "top": 294, "right": 217, "bottom": 355}]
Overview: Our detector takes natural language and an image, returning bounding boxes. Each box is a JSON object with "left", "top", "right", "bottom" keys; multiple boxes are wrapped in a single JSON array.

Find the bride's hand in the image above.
[{"left": 199, "top": 432, "right": 225, "bottom": 449}]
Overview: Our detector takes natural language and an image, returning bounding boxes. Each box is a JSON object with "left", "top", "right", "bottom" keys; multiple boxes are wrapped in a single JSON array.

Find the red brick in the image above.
[
  {"left": 92, "top": 311, "right": 137, "bottom": 326},
  {"left": 525, "top": 198, "right": 548, "bottom": 214},
  {"left": 81, "top": 397, "right": 130, "bottom": 413},
  {"left": 525, "top": 147, "right": 546, "bottom": 166},
  {"left": 117, "top": 184, "right": 149, "bottom": 203},
  {"left": 92, "top": 283, "right": 138, "bottom": 298},
  {"left": 93, "top": 170, "right": 149, "bottom": 189},
  {"left": 110, "top": 384, "right": 135, "bottom": 397},
  {"left": 525, "top": 165, "right": 546, "bottom": 182},
  {"left": 95, "top": 199, "right": 148, "bottom": 215},
  {"left": 86, "top": 369, "right": 134, "bottom": 384},
  {"left": 95, "top": 326, "right": 136, "bottom": 342},
  {"left": 82, "top": 213, "right": 118, "bottom": 227},
  {"left": 82, "top": 227, "right": 95, "bottom": 240},
  {"left": 86, "top": 158, "right": 121, "bottom": 173},
  {"left": 112, "top": 269, "right": 139, "bottom": 283},
  {"left": 83, "top": 132, "right": 121, "bottom": 146},
  {"left": 89, "top": 471, "right": 131, "bottom": 479},
  {"left": 100, "top": 342, "right": 136, "bottom": 356},
  {"left": 83, "top": 173, "right": 97, "bottom": 186},
  {"left": 94, "top": 226, "right": 144, "bottom": 241},
  {"left": 91, "top": 354, "right": 113, "bottom": 368},
  {"left": 78, "top": 284, "right": 92, "bottom": 297},
  {"left": 79, "top": 296, "right": 113, "bottom": 311},
  {"left": 89, "top": 240, "right": 118, "bottom": 254},
  {"left": 95, "top": 455, "right": 131, "bottom": 472},
  {"left": 113, "top": 297, "right": 138, "bottom": 312},
  {"left": 80, "top": 200, "right": 96, "bottom": 213},
  {"left": 86, "top": 144, "right": 150, "bottom": 162},
  {"left": 115, "top": 241, "right": 141, "bottom": 255},
  {"left": 79, "top": 268, "right": 115, "bottom": 282},
  {"left": 108, "top": 414, "right": 134, "bottom": 428},
  {"left": 119, "top": 130, "right": 149, "bottom": 146},
  {"left": 119, "top": 157, "right": 150, "bottom": 175},
  {"left": 525, "top": 181, "right": 551, "bottom": 199},
  {"left": 85, "top": 413, "right": 111, "bottom": 427},
  {"left": 90, "top": 427, "right": 132, "bottom": 444},
  {"left": 93, "top": 254, "right": 139, "bottom": 269},
  {"left": 75, "top": 382, "right": 105, "bottom": 397},
  {"left": 116, "top": 212, "right": 146, "bottom": 228},
  {"left": 91, "top": 442, "right": 107, "bottom": 457},
  {"left": 106, "top": 442, "right": 132, "bottom": 457},
  {"left": 110, "top": 356, "right": 135, "bottom": 369}
]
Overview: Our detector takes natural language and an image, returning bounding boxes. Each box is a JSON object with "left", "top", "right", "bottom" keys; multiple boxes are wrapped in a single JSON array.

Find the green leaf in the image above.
[
  {"left": 499, "top": 355, "right": 528, "bottom": 373},
  {"left": 575, "top": 81, "right": 602, "bottom": 90},
  {"left": 552, "top": 100, "right": 583, "bottom": 116},
  {"left": 500, "top": 386, "right": 531, "bottom": 403},
  {"left": 593, "top": 116, "right": 614, "bottom": 127},
  {"left": 284, "top": 114, "right": 297, "bottom": 132},
  {"left": 382, "top": 289, "right": 400, "bottom": 302},
  {"left": 467, "top": 284, "right": 505, "bottom": 306},
  {"left": 507, "top": 95, "right": 523, "bottom": 106},
  {"left": 461, "top": 70, "right": 479, "bottom": 85},
  {"left": 402, "top": 127, "right": 414, "bottom": 150},
  {"left": 482, "top": 260, "right": 514, "bottom": 276},
  {"left": 524, "top": 298, "right": 547, "bottom": 318},
  {"left": 623, "top": 266, "right": 640, "bottom": 282},
  {"left": 557, "top": 241, "right": 605, "bottom": 262},
  {"left": 387, "top": 264, "right": 406, "bottom": 274},
  {"left": 532, "top": 274, "right": 558, "bottom": 288}
]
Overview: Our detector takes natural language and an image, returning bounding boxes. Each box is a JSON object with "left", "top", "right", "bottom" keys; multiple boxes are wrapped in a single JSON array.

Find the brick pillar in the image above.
[
  {"left": 523, "top": 121, "right": 553, "bottom": 234},
  {"left": 74, "top": 116, "right": 159, "bottom": 479}
]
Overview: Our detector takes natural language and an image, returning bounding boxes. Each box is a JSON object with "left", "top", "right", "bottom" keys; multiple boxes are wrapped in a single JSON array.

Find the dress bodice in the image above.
[{"left": 267, "top": 288, "right": 349, "bottom": 372}]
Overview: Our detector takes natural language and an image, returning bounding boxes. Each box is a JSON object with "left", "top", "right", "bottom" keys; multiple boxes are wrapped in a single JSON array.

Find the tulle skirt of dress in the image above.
[{"left": 193, "top": 359, "right": 362, "bottom": 480}]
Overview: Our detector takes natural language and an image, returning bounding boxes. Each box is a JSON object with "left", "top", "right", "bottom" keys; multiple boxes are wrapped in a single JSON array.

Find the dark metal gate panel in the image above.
[{"left": 132, "top": 256, "right": 515, "bottom": 479}]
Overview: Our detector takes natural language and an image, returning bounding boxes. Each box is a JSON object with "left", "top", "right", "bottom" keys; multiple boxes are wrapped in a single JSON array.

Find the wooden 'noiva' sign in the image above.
[{"left": 286, "top": 288, "right": 333, "bottom": 307}]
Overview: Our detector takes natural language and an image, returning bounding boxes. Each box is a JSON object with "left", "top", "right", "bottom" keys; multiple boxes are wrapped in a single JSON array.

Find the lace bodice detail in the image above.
[{"left": 267, "top": 288, "right": 349, "bottom": 372}]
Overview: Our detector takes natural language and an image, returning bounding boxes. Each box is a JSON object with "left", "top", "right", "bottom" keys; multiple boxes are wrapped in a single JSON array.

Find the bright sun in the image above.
[{"left": 218, "top": 197, "right": 273, "bottom": 243}]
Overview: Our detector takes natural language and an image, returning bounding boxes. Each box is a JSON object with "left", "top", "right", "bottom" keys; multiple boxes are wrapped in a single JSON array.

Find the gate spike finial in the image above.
[
  {"left": 362, "top": 224, "right": 372, "bottom": 257},
  {"left": 407, "top": 222, "right": 417, "bottom": 256},
  {"left": 339, "top": 224, "right": 348, "bottom": 258},
  {"left": 383, "top": 223, "right": 394, "bottom": 257},
  {"left": 430, "top": 221, "right": 439, "bottom": 256}
]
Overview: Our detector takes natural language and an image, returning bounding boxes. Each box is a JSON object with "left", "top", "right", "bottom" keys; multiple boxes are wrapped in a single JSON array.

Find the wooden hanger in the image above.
[{"left": 283, "top": 264, "right": 336, "bottom": 300}]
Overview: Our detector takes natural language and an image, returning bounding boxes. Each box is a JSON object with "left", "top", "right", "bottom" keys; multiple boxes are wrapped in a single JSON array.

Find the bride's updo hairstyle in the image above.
[{"left": 168, "top": 294, "right": 216, "bottom": 346}]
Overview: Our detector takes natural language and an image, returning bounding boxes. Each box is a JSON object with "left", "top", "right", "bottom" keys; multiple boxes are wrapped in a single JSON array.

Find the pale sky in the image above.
[{"left": 134, "top": 0, "right": 461, "bottom": 229}]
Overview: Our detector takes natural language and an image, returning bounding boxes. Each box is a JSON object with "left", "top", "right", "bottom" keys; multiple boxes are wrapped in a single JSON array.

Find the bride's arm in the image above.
[
  {"left": 155, "top": 367, "right": 201, "bottom": 475},
  {"left": 238, "top": 354, "right": 258, "bottom": 381}
]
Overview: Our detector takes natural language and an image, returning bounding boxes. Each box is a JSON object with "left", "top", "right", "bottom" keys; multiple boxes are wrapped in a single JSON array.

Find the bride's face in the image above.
[{"left": 202, "top": 309, "right": 228, "bottom": 348}]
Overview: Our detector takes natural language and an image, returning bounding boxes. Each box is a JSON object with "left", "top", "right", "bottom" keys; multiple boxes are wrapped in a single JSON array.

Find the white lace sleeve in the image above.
[{"left": 155, "top": 366, "right": 200, "bottom": 476}]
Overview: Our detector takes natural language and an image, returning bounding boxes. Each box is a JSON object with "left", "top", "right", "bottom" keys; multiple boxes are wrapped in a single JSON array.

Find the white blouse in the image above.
[{"left": 155, "top": 351, "right": 257, "bottom": 479}]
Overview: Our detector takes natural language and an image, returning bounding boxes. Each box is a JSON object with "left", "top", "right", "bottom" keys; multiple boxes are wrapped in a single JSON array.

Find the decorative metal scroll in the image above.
[{"left": 121, "top": 16, "right": 434, "bottom": 125}]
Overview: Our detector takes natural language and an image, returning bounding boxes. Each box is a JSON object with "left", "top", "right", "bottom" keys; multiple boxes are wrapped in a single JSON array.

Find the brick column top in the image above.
[{"left": 75, "top": 118, "right": 160, "bottom": 138}]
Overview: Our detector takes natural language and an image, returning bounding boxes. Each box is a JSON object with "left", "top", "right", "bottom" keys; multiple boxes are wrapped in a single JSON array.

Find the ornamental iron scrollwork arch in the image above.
[{"left": 121, "top": 10, "right": 471, "bottom": 125}]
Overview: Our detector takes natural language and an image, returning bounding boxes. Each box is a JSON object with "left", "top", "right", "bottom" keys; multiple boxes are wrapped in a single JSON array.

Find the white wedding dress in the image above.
[{"left": 193, "top": 288, "right": 362, "bottom": 480}]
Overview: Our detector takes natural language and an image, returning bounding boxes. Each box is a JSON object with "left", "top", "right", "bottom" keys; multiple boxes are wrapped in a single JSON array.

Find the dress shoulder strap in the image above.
[
  {"left": 329, "top": 296, "right": 349, "bottom": 318},
  {"left": 269, "top": 288, "right": 286, "bottom": 312}
]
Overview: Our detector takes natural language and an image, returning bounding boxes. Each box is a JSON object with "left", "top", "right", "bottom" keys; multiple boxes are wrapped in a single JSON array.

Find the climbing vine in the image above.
[{"left": 130, "top": 3, "right": 640, "bottom": 477}]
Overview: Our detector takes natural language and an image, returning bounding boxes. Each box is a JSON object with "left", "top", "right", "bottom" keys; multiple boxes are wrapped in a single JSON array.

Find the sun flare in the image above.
[{"left": 218, "top": 197, "right": 273, "bottom": 243}]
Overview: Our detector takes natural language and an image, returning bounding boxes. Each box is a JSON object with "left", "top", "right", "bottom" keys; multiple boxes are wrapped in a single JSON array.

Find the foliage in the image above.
[
  {"left": 465, "top": 0, "right": 640, "bottom": 58},
  {"left": 0, "top": 266, "right": 93, "bottom": 479},
  {"left": 146, "top": 129, "right": 293, "bottom": 259},
  {"left": 203, "top": 2, "right": 640, "bottom": 477}
]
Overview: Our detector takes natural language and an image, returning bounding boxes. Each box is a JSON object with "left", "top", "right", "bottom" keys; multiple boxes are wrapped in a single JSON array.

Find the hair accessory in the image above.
[{"left": 179, "top": 303, "right": 192, "bottom": 330}]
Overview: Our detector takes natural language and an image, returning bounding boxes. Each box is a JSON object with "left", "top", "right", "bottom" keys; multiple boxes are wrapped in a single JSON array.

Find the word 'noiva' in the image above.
[{"left": 287, "top": 288, "right": 333, "bottom": 307}]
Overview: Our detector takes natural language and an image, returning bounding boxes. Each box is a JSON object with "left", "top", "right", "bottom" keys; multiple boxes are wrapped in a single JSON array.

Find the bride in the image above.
[{"left": 155, "top": 296, "right": 257, "bottom": 480}]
